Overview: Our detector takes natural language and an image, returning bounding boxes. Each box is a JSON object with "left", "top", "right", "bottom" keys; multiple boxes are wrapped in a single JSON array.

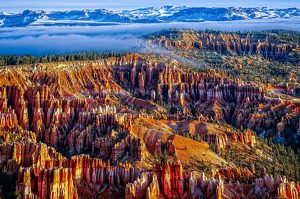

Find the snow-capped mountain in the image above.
[
  {"left": 120, "top": 6, "right": 300, "bottom": 22},
  {"left": 0, "top": 6, "right": 299, "bottom": 27},
  {"left": 46, "top": 9, "right": 131, "bottom": 22},
  {"left": 118, "top": 6, "right": 189, "bottom": 22},
  {"left": 2, "top": 10, "right": 47, "bottom": 27},
  {"left": 0, "top": 9, "right": 131, "bottom": 27}
]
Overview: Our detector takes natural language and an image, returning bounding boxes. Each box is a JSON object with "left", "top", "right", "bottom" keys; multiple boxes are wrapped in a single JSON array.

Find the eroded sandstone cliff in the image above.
[{"left": 0, "top": 53, "right": 299, "bottom": 199}]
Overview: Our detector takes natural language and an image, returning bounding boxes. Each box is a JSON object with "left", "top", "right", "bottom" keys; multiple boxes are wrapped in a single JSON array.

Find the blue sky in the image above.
[{"left": 1, "top": 0, "right": 300, "bottom": 13}]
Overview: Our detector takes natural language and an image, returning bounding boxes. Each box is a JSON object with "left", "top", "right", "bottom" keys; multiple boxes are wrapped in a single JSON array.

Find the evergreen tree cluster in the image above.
[
  {"left": 0, "top": 51, "right": 133, "bottom": 66},
  {"left": 259, "top": 137, "right": 300, "bottom": 181}
]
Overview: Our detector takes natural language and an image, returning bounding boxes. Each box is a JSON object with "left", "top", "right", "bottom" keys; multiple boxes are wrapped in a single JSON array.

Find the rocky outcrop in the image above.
[
  {"left": 154, "top": 139, "right": 177, "bottom": 157},
  {"left": 214, "top": 167, "right": 255, "bottom": 183},
  {"left": 125, "top": 172, "right": 159, "bottom": 199},
  {"left": 126, "top": 160, "right": 228, "bottom": 199},
  {"left": 147, "top": 31, "right": 298, "bottom": 62},
  {"left": 17, "top": 166, "right": 78, "bottom": 199},
  {"left": 0, "top": 142, "right": 64, "bottom": 171},
  {"left": 252, "top": 174, "right": 300, "bottom": 199},
  {"left": 1, "top": 53, "right": 295, "bottom": 137},
  {"left": 119, "top": 160, "right": 300, "bottom": 199},
  {"left": 194, "top": 123, "right": 256, "bottom": 150},
  {"left": 234, "top": 99, "right": 300, "bottom": 135},
  {"left": 0, "top": 141, "right": 142, "bottom": 199},
  {"left": 15, "top": 155, "right": 142, "bottom": 199},
  {"left": 0, "top": 128, "right": 36, "bottom": 143},
  {"left": 44, "top": 155, "right": 141, "bottom": 198}
]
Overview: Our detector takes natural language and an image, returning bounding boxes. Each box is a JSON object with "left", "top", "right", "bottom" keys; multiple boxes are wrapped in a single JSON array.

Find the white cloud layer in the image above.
[{"left": 0, "top": 17, "right": 299, "bottom": 56}]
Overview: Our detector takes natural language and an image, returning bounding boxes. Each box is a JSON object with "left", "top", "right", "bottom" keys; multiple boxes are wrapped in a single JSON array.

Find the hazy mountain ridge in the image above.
[{"left": 0, "top": 6, "right": 299, "bottom": 27}]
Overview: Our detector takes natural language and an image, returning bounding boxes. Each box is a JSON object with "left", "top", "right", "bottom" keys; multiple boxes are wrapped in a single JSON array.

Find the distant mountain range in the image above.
[{"left": 0, "top": 6, "right": 299, "bottom": 27}]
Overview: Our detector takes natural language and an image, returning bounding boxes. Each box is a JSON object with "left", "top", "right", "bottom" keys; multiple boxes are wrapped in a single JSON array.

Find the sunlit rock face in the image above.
[
  {"left": 0, "top": 53, "right": 297, "bottom": 133},
  {"left": 0, "top": 53, "right": 299, "bottom": 199}
]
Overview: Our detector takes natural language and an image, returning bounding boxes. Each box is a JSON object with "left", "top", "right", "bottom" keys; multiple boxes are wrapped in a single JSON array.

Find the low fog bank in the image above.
[
  {"left": 0, "top": 34, "right": 141, "bottom": 56},
  {"left": 0, "top": 17, "right": 299, "bottom": 56}
]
